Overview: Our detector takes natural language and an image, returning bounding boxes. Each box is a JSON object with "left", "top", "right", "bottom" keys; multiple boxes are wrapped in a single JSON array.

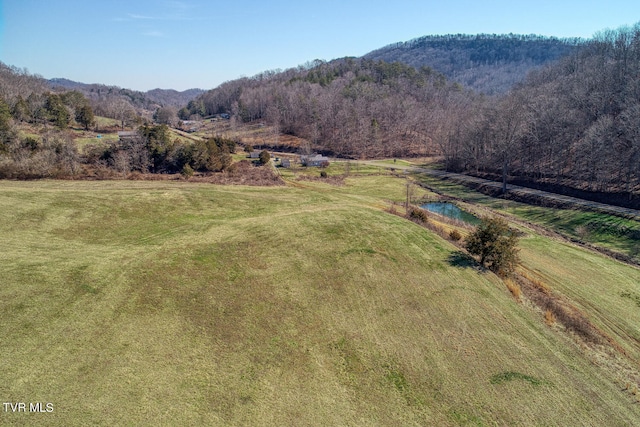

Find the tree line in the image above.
[
  {"left": 364, "top": 33, "right": 582, "bottom": 94},
  {"left": 0, "top": 63, "right": 234, "bottom": 179},
  {"left": 185, "top": 25, "right": 640, "bottom": 204},
  {"left": 2, "top": 25, "right": 640, "bottom": 203},
  {"left": 441, "top": 24, "right": 640, "bottom": 204},
  {"left": 89, "top": 128, "right": 236, "bottom": 176},
  {"left": 188, "top": 58, "right": 472, "bottom": 158}
]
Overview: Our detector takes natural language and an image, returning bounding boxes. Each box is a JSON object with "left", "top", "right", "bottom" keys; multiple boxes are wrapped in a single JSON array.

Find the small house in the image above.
[
  {"left": 249, "top": 151, "right": 261, "bottom": 159},
  {"left": 118, "top": 131, "right": 137, "bottom": 141},
  {"left": 300, "top": 154, "right": 330, "bottom": 167},
  {"left": 281, "top": 158, "right": 291, "bottom": 168}
]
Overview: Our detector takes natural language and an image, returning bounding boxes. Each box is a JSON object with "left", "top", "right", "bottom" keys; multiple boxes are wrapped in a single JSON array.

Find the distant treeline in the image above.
[
  {"left": 2, "top": 27, "right": 640, "bottom": 203},
  {"left": 49, "top": 78, "right": 205, "bottom": 115},
  {"left": 183, "top": 26, "right": 640, "bottom": 203},
  {"left": 187, "top": 58, "right": 472, "bottom": 158}
]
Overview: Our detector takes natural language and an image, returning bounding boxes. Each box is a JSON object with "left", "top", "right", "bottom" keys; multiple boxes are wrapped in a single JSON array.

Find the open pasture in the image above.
[{"left": 1, "top": 176, "right": 639, "bottom": 426}]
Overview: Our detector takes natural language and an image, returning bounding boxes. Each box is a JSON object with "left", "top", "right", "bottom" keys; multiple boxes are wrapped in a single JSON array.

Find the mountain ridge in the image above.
[
  {"left": 47, "top": 78, "right": 206, "bottom": 108},
  {"left": 364, "top": 33, "right": 583, "bottom": 94}
]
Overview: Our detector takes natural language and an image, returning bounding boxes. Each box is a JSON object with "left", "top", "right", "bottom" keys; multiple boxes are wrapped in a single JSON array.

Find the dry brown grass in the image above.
[
  {"left": 505, "top": 278, "right": 522, "bottom": 301},
  {"left": 514, "top": 271, "right": 604, "bottom": 345},
  {"left": 544, "top": 309, "right": 556, "bottom": 326},
  {"left": 519, "top": 268, "right": 552, "bottom": 295},
  {"left": 449, "top": 229, "right": 463, "bottom": 241},
  {"left": 233, "top": 123, "right": 306, "bottom": 150},
  {"left": 188, "top": 160, "right": 284, "bottom": 186},
  {"left": 68, "top": 160, "right": 285, "bottom": 186}
]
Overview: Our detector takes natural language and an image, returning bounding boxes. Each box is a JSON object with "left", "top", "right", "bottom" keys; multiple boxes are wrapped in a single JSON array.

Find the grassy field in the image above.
[
  {"left": 519, "top": 234, "right": 640, "bottom": 361},
  {"left": 1, "top": 174, "right": 640, "bottom": 426}
]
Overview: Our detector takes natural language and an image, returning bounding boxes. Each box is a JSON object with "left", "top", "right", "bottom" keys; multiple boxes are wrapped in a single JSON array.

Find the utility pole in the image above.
[{"left": 405, "top": 179, "right": 411, "bottom": 211}]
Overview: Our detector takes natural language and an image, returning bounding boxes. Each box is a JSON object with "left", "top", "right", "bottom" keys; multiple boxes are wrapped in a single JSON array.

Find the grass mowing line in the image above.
[
  {"left": 2, "top": 177, "right": 640, "bottom": 425},
  {"left": 489, "top": 371, "right": 547, "bottom": 386},
  {"left": 407, "top": 172, "right": 640, "bottom": 394}
]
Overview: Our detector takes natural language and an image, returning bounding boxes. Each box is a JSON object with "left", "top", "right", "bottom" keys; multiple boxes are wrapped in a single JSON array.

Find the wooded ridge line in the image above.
[{"left": 1, "top": 27, "right": 640, "bottom": 206}]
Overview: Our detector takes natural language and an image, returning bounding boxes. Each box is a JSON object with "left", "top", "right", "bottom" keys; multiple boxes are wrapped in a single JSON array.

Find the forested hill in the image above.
[
  {"left": 191, "top": 58, "right": 471, "bottom": 158},
  {"left": 48, "top": 78, "right": 205, "bottom": 109},
  {"left": 364, "top": 34, "right": 582, "bottom": 94},
  {"left": 440, "top": 26, "right": 640, "bottom": 206}
]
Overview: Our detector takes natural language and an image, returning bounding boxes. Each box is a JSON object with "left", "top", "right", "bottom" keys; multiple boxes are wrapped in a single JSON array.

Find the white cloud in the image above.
[
  {"left": 143, "top": 31, "right": 164, "bottom": 37},
  {"left": 164, "top": 0, "right": 192, "bottom": 9},
  {"left": 128, "top": 13, "right": 158, "bottom": 20}
]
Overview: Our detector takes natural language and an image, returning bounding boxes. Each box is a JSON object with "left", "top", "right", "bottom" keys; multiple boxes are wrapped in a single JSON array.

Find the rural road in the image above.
[{"left": 359, "top": 161, "right": 640, "bottom": 221}]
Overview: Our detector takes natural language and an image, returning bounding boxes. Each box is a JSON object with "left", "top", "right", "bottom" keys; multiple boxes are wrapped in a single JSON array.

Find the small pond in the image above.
[{"left": 421, "top": 202, "right": 480, "bottom": 225}]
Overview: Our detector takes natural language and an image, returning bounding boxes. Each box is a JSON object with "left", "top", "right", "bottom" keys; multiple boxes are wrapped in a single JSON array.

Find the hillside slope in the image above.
[
  {"left": 364, "top": 34, "right": 581, "bottom": 94},
  {"left": 1, "top": 174, "right": 639, "bottom": 426},
  {"left": 48, "top": 78, "right": 205, "bottom": 108}
]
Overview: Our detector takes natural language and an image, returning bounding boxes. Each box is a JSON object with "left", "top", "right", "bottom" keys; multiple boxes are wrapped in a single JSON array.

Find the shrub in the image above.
[
  {"left": 258, "top": 150, "right": 270, "bottom": 165},
  {"left": 449, "top": 229, "right": 462, "bottom": 241},
  {"left": 181, "top": 163, "right": 194, "bottom": 179},
  {"left": 320, "top": 170, "right": 327, "bottom": 178},
  {"left": 408, "top": 207, "right": 429, "bottom": 223},
  {"left": 465, "top": 216, "right": 519, "bottom": 276}
]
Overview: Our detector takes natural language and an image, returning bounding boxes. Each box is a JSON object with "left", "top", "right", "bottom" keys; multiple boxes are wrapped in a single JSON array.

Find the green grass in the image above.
[
  {"left": 94, "top": 116, "right": 119, "bottom": 128},
  {"left": 74, "top": 133, "right": 119, "bottom": 152},
  {"left": 368, "top": 158, "right": 414, "bottom": 167},
  {"left": 518, "top": 234, "right": 640, "bottom": 361},
  {"left": 280, "top": 160, "right": 387, "bottom": 179},
  {"left": 74, "top": 127, "right": 201, "bottom": 154},
  {"left": 1, "top": 177, "right": 639, "bottom": 426},
  {"left": 416, "top": 175, "right": 640, "bottom": 259},
  {"left": 489, "top": 371, "right": 546, "bottom": 386}
]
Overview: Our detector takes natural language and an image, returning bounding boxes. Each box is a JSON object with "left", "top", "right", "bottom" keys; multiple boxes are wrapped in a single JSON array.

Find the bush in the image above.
[
  {"left": 449, "top": 229, "right": 462, "bottom": 241},
  {"left": 408, "top": 207, "right": 429, "bottom": 223},
  {"left": 181, "top": 163, "right": 194, "bottom": 179},
  {"left": 320, "top": 170, "right": 327, "bottom": 178},
  {"left": 258, "top": 150, "right": 271, "bottom": 165},
  {"left": 465, "top": 216, "right": 519, "bottom": 275}
]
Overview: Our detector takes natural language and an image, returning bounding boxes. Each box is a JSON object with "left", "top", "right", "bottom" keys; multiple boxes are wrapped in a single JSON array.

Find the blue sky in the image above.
[{"left": 1, "top": 0, "right": 638, "bottom": 91}]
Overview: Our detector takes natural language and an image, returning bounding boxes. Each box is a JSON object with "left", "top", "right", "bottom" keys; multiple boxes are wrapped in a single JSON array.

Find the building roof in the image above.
[{"left": 117, "top": 131, "right": 137, "bottom": 138}]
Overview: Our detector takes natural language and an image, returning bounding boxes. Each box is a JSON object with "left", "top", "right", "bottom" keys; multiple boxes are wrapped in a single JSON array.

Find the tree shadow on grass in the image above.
[{"left": 447, "top": 250, "right": 478, "bottom": 269}]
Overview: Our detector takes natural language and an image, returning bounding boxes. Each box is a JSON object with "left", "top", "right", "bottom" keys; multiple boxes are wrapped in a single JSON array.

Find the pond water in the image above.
[{"left": 421, "top": 202, "right": 480, "bottom": 225}]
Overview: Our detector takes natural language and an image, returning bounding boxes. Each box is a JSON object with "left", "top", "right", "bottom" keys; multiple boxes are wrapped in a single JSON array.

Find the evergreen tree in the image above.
[
  {"left": 0, "top": 97, "right": 14, "bottom": 152},
  {"left": 140, "top": 124, "right": 171, "bottom": 172},
  {"left": 465, "top": 216, "right": 519, "bottom": 275},
  {"left": 45, "top": 93, "right": 70, "bottom": 129},
  {"left": 0, "top": 97, "right": 11, "bottom": 135},
  {"left": 76, "top": 104, "right": 95, "bottom": 130},
  {"left": 258, "top": 150, "right": 271, "bottom": 165},
  {"left": 11, "top": 96, "right": 30, "bottom": 122}
]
